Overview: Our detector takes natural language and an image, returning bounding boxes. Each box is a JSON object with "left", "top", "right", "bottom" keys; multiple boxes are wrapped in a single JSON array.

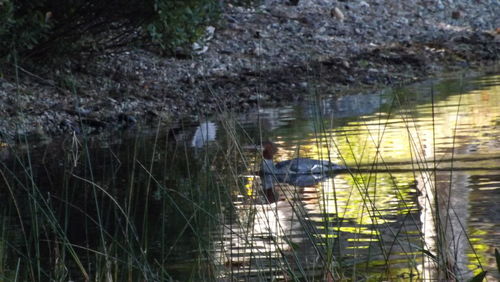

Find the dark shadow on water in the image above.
[
  {"left": 1, "top": 73, "right": 500, "bottom": 281},
  {"left": 261, "top": 172, "right": 333, "bottom": 203}
]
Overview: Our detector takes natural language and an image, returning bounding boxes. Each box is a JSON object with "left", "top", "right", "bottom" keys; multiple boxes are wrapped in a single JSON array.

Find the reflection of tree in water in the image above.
[
  {"left": 214, "top": 75, "right": 500, "bottom": 280},
  {"left": 217, "top": 173, "right": 425, "bottom": 280},
  {"left": 415, "top": 165, "right": 473, "bottom": 280},
  {"left": 217, "top": 175, "right": 335, "bottom": 280}
]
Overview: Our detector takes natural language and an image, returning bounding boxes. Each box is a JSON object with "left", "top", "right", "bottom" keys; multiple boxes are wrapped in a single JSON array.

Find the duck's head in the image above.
[{"left": 262, "top": 141, "right": 278, "bottom": 160}]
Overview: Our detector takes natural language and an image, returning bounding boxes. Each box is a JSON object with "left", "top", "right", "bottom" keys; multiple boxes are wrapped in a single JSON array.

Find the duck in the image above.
[{"left": 261, "top": 141, "right": 345, "bottom": 175}]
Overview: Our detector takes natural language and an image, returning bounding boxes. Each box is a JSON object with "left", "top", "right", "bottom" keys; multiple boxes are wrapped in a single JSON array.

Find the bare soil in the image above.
[{"left": 0, "top": 0, "right": 498, "bottom": 143}]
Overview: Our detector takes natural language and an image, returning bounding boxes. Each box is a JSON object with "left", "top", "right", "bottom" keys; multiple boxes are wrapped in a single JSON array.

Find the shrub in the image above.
[
  {"left": 0, "top": 0, "right": 220, "bottom": 62},
  {"left": 147, "top": 0, "right": 220, "bottom": 53},
  {"left": 0, "top": 0, "right": 52, "bottom": 61}
]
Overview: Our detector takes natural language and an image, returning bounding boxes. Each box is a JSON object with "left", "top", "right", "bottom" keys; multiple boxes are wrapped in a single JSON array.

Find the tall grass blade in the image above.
[
  {"left": 469, "top": 271, "right": 487, "bottom": 282},
  {"left": 495, "top": 248, "right": 500, "bottom": 274}
]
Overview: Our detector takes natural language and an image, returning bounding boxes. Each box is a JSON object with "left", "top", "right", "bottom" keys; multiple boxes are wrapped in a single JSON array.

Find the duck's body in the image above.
[
  {"left": 276, "top": 158, "right": 344, "bottom": 174},
  {"left": 260, "top": 142, "right": 345, "bottom": 175},
  {"left": 262, "top": 157, "right": 344, "bottom": 175}
]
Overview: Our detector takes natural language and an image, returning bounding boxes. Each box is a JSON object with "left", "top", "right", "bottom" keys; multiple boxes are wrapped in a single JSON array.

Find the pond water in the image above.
[{"left": 0, "top": 73, "right": 499, "bottom": 281}]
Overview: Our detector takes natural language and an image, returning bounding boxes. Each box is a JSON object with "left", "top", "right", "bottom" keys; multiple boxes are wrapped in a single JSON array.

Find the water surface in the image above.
[{"left": 0, "top": 73, "right": 499, "bottom": 281}]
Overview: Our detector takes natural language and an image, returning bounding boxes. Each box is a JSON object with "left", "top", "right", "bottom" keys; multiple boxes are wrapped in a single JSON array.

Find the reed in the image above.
[{"left": 0, "top": 74, "right": 498, "bottom": 281}]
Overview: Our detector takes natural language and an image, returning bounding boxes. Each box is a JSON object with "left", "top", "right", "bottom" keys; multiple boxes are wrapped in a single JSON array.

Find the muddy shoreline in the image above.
[{"left": 0, "top": 0, "right": 498, "bottom": 143}]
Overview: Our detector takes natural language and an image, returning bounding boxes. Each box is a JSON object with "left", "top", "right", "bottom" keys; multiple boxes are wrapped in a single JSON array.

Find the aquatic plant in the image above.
[{"left": 1, "top": 74, "right": 499, "bottom": 280}]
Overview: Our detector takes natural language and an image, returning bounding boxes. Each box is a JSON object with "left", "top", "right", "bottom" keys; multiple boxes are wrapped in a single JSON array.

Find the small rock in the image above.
[
  {"left": 451, "top": 10, "right": 461, "bottom": 19},
  {"left": 75, "top": 107, "right": 91, "bottom": 116},
  {"left": 331, "top": 7, "right": 344, "bottom": 22},
  {"left": 226, "top": 15, "right": 237, "bottom": 23},
  {"left": 248, "top": 95, "right": 261, "bottom": 101},
  {"left": 204, "top": 26, "right": 215, "bottom": 41},
  {"left": 437, "top": 0, "right": 445, "bottom": 10},
  {"left": 342, "top": 60, "right": 350, "bottom": 68},
  {"left": 118, "top": 113, "right": 137, "bottom": 125},
  {"left": 192, "top": 42, "right": 208, "bottom": 55},
  {"left": 252, "top": 44, "right": 265, "bottom": 57}
]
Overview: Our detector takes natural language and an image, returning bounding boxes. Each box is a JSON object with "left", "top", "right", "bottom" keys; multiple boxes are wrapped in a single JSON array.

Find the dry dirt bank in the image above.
[{"left": 0, "top": 0, "right": 498, "bottom": 143}]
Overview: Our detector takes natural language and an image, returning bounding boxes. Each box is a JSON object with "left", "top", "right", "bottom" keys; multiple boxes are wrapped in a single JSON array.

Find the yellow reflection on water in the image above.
[
  {"left": 301, "top": 75, "right": 498, "bottom": 279},
  {"left": 321, "top": 76, "right": 500, "bottom": 279},
  {"left": 317, "top": 75, "right": 500, "bottom": 168},
  {"left": 235, "top": 74, "right": 500, "bottom": 280}
]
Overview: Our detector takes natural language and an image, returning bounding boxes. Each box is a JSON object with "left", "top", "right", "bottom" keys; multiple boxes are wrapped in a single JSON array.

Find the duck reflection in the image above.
[
  {"left": 261, "top": 173, "right": 331, "bottom": 203},
  {"left": 222, "top": 172, "right": 336, "bottom": 279}
]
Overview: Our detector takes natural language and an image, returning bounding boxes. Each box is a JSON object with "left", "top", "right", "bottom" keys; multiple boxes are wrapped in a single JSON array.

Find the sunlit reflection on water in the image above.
[
  {"left": 221, "top": 74, "right": 500, "bottom": 280},
  {"left": 1, "top": 74, "right": 499, "bottom": 281}
]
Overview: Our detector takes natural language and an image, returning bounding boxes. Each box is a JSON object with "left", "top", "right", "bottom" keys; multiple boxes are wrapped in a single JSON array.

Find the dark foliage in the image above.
[{"left": 0, "top": 0, "right": 220, "bottom": 62}]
